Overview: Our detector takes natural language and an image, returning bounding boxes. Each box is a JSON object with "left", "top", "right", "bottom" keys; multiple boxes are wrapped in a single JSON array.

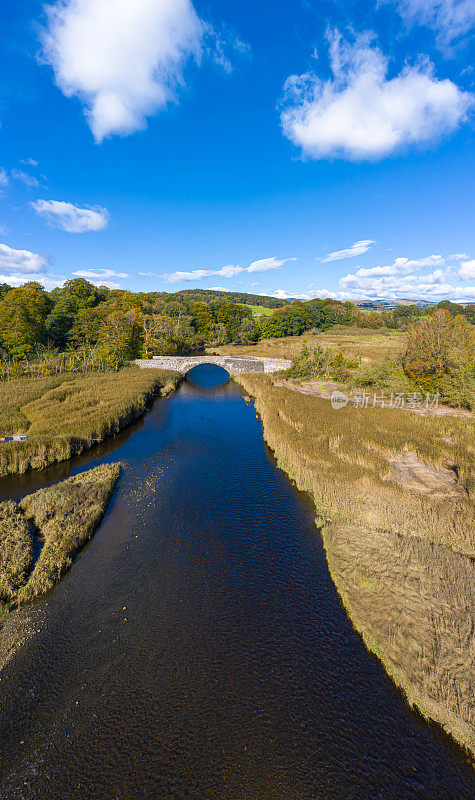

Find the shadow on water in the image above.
[
  {"left": 0, "top": 364, "right": 473, "bottom": 799},
  {"left": 185, "top": 362, "right": 230, "bottom": 390}
]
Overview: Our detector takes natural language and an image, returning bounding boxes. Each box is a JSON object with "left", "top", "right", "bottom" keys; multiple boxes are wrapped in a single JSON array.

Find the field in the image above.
[
  {"left": 0, "top": 463, "right": 121, "bottom": 613},
  {"left": 0, "top": 367, "right": 180, "bottom": 476},
  {"left": 236, "top": 373, "right": 474, "bottom": 754},
  {"left": 211, "top": 326, "right": 404, "bottom": 363},
  {"left": 243, "top": 304, "right": 276, "bottom": 316}
]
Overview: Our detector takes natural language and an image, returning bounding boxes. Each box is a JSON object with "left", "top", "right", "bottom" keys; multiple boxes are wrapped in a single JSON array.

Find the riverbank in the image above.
[
  {"left": 236, "top": 373, "right": 474, "bottom": 756},
  {"left": 0, "top": 462, "right": 121, "bottom": 616},
  {"left": 0, "top": 367, "right": 180, "bottom": 476}
]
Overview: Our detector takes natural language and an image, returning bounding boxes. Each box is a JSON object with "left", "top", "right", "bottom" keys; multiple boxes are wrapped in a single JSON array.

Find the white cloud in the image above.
[
  {"left": 0, "top": 243, "right": 50, "bottom": 275},
  {"left": 320, "top": 239, "right": 375, "bottom": 262},
  {"left": 218, "top": 265, "right": 244, "bottom": 278},
  {"left": 268, "top": 250, "right": 475, "bottom": 303},
  {"left": 11, "top": 169, "right": 39, "bottom": 188},
  {"left": 72, "top": 268, "right": 128, "bottom": 279},
  {"left": 208, "top": 286, "right": 229, "bottom": 291},
  {"left": 0, "top": 169, "right": 9, "bottom": 187},
  {"left": 20, "top": 158, "right": 39, "bottom": 167},
  {"left": 345, "top": 255, "right": 445, "bottom": 280},
  {"left": 160, "top": 257, "right": 295, "bottom": 283},
  {"left": 160, "top": 265, "right": 243, "bottom": 283},
  {"left": 0, "top": 273, "right": 65, "bottom": 291},
  {"left": 41, "top": 0, "right": 205, "bottom": 142},
  {"left": 338, "top": 252, "right": 475, "bottom": 300},
  {"left": 31, "top": 200, "right": 109, "bottom": 233},
  {"left": 281, "top": 30, "right": 473, "bottom": 160},
  {"left": 384, "top": 0, "right": 475, "bottom": 50},
  {"left": 459, "top": 259, "right": 475, "bottom": 280},
  {"left": 90, "top": 279, "right": 123, "bottom": 289},
  {"left": 247, "top": 257, "right": 295, "bottom": 273}
]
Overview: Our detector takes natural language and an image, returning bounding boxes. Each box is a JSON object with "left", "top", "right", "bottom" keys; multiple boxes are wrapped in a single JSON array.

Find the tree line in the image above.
[
  {"left": 0, "top": 278, "right": 473, "bottom": 370},
  {"left": 0, "top": 280, "right": 260, "bottom": 367}
]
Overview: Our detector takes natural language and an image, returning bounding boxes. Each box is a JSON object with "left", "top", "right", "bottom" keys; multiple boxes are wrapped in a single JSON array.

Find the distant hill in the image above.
[
  {"left": 356, "top": 299, "right": 437, "bottom": 310},
  {"left": 145, "top": 288, "right": 292, "bottom": 308}
]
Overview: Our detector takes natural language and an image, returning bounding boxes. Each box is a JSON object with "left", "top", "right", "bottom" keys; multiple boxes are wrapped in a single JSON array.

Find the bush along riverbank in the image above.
[
  {"left": 0, "top": 463, "right": 121, "bottom": 614},
  {"left": 0, "top": 367, "right": 180, "bottom": 476},
  {"left": 236, "top": 373, "right": 474, "bottom": 756}
]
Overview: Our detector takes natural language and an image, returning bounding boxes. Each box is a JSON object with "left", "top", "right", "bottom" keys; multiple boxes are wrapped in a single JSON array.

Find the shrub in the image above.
[{"left": 289, "top": 342, "right": 356, "bottom": 381}]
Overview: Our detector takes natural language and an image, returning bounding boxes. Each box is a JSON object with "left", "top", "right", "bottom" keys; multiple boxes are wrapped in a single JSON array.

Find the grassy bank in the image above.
[
  {"left": 211, "top": 326, "right": 404, "bottom": 363},
  {"left": 236, "top": 373, "right": 474, "bottom": 755},
  {"left": 0, "top": 463, "right": 121, "bottom": 613},
  {"left": 0, "top": 367, "right": 180, "bottom": 476}
]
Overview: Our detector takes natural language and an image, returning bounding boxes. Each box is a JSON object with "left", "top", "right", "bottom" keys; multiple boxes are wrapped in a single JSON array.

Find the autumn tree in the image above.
[
  {"left": 403, "top": 309, "right": 475, "bottom": 407},
  {"left": 68, "top": 307, "right": 106, "bottom": 347},
  {"left": 0, "top": 283, "right": 48, "bottom": 357},
  {"left": 97, "top": 312, "right": 143, "bottom": 362}
]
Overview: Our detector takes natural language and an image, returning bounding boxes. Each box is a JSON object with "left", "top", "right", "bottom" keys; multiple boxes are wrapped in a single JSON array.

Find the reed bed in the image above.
[
  {"left": 213, "top": 326, "right": 404, "bottom": 363},
  {"left": 236, "top": 373, "right": 474, "bottom": 754},
  {"left": 0, "top": 463, "right": 121, "bottom": 612},
  {"left": 0, "top": 367, "right": 180, "bottom": 476}
]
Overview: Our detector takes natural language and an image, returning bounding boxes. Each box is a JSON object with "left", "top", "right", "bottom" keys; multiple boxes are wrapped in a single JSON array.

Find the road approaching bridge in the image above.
[{"left": 135, "top": 355, "right": 291, "bottom": 375}]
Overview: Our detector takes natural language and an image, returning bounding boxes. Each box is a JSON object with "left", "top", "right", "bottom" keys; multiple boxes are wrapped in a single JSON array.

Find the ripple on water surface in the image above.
[{"left": 0, "top": 365, "right": 473, "bottom": 799}]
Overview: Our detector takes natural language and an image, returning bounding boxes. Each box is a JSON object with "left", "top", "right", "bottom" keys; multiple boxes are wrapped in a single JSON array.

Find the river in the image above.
[{"left": 0, "top": 364, "right": 473, "bottom": 799}]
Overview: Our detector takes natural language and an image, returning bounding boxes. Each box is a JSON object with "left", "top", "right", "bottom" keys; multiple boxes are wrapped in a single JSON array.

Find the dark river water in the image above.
[{"left": 0, "top": 365, "right": 473, "bottom": 800}]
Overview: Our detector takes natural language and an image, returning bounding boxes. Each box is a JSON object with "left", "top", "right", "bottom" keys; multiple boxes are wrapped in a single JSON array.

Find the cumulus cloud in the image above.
[
  {"left": 281, "top": 30, "right": 473, "bottom": 160},
  {"left": 344, "top": 255, "right": 445, "bottom": 279},
  {"left": 31, "top": 200, "right": 109, "bottom": 233},
  {"left": 0, "top": 274, "right": 65, "bottom": 290},
  {"left": 0, "top": 169, "right": 9, "bottom": 187},
  {"left": 384, "top": 0, "right": 475, "bottom": 50},
  {"left": 269, "top": 250, "right": 475, "bottom": 303},
  {"left": 41, "top": 0, "right": 241, "bottom": 142},
  {"left": 72, "top": 268, "right": 128, "bottom": 279},
  {"left": 0, "top": 243, "right": 62, "bottom": 290},
  {"left": 459, "top": 259, "right": 475, "bottom": 280},
  {"left": 338, "top": 252, "right": 475, "bottom": 300},
  {"left": 0, "top": 243, "right": 50, "bottom": 275},
  {"left": 320, "top": 239, "right": 375, "bottom": 262}
]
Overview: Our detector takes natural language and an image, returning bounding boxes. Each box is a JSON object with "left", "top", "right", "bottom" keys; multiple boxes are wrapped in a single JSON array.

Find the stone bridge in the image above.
[{"left": 135, "top": 355, "right": 291, "bottom": 375}]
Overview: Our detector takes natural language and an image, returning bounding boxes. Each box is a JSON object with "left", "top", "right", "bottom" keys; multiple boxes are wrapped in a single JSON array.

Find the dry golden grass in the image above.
[
  {"left": 236, "top": 373, "right": 474, "bottom": 754},
  {"left": 211, "top": 326, "right": 404, "bottom": 363},
  {"left": 18, "top": 463, "right": 121, "bottom": 603},
  {"left": 0, "top": 367, "right": 180, "bottom": 476},
  {"left": 0, "top": 463, "right": 120, "bottom": 613},
  {"left": 0, "top": 502, "right": 32, "bottom": 607},
  {"left": 0, "top": 375, "right": 70, "bottom": 436}
]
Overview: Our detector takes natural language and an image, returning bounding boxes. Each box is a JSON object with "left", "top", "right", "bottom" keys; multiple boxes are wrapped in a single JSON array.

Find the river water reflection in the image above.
[{"left": 0, "top": 364, "right": 472, "bottom": 799}]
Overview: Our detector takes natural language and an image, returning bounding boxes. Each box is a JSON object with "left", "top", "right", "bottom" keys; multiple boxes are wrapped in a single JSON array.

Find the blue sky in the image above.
[{"left": 0, "top": 0, "right": 474, "bottom": 302}]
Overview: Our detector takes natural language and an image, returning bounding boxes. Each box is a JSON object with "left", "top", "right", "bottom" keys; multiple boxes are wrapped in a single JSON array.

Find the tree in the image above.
[
  {"left": 45, "top": 278, "right": 99, "bottom": 347},
  {"left": 403, "top": 309, "right": 475, "bottom": 407},
  {"left": 260, "top": 303, "right": 311, "bottom": 338},
  {"left": 97, "top": 312, "right": 143, "bottom": 362},
  {"left": 193, "top": 302, "right": 214, "bottom": 333},
  {"left": 0, "top": 283, "right": 48, "bottom": 357},
  {"left": 68, "top": 307, "right": 106, "bottom": 347},
  {"left": 141, "top": 314, "right": 175, "bottom": 357},
  {"left": 215, "top": 300, "right": 252, "bottom": 341},
  {"left": 57, "top": 278, "right": 98, "bottom": 313}
]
